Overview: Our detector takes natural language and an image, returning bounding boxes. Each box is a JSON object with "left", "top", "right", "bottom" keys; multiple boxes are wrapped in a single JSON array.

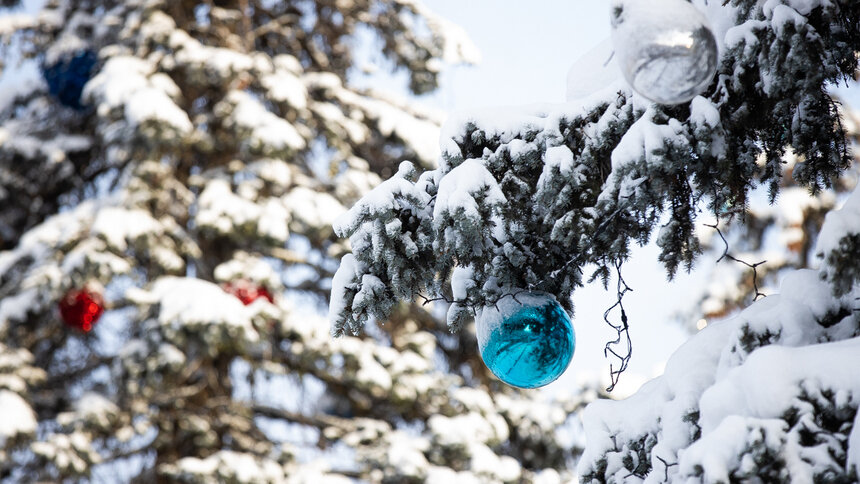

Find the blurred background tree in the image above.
[{"left": 0, "top": 0, "right": 597, "bottom": 482}]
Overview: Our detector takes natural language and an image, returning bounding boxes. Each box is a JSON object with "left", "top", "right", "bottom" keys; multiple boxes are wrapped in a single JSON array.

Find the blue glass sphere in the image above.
[
  {"left": 43, "top": 50, "right": 98, "bottom": 109},
  {"left": 477, "top": 293, "right": 575, "bottom": 389}
]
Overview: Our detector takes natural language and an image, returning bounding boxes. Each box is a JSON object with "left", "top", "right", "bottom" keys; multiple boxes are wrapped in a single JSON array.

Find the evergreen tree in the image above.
[
  {"left": 330, "top": 0, "right": 860, "bottom": 481},
  {"left": 0, "top": 0, "right": 592, "bottom": 482},
  {"left": 678, "top": 102, "right": 859, "bottom": 327}
]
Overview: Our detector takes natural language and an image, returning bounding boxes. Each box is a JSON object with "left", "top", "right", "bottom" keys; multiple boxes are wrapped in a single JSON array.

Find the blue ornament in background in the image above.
[
  {"left": 477, "top": 292, "right": 575, "bottom": 389},
  {"left": 42, "top": 50, "right": 98, "bottom": 109}
]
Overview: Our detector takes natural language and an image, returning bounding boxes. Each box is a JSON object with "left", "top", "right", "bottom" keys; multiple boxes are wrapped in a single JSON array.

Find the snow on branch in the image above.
[
  {"left": 817, "top": 183, "right": 860, "bottom": 296},
  {"left": 578, "top": 268, "right": 860, "bottom": 482},
  {"left": 330, "top": 0, "right": 860, "bottom": 343}
]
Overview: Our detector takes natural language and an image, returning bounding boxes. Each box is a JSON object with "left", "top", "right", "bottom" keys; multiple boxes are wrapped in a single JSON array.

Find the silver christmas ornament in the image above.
[{"left": 611, "top": 0, "right": 718, "bottom": 105}]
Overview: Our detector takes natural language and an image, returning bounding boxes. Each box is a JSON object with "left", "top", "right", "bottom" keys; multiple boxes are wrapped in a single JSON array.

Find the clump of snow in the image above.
[
  {"left": 0, "top": 14, "right": 37, "bottom": 37},
  {"left": 56, "top": 392, "right": 120, "bottom": 431},
  {"left": 246, "top": 159, "right": 293, "bottom": 190},
  {"left": 163, "top": 450, "right": 285, "bottom": 483},
  {"left": 282, "top": 187, "right": 346, "bottom": 235},
  {"left": 173, "top": 38, "right": 254, "bottom": 78},
  {"left": 333, "top": 161, "right": 430, "bottom": 238},
  {"left": 284, "top": 461, "right": 353, "bottom": 484},
  {"left": 815, "top": 184, "right": 860, "bottom": 296},
  {"left": 214, "top": 252, "right": 283, "bottom": 290},
  {"left": 196, "top": 178, "right": 290, "bottom": 243},
  {"left": 304, "top": 73, "right": 443, "bottom": 165},
  {"left": 0, "top": 390, "right": 37, "bottom": 447},
  {"left": 136, "top": 277, "right": 262, "bottom": 352},
  {"left": 816, "top": 184, "right": 860, "bottom": 262},
  {"left": 90, "top": 207, "right": 163, "bottom": 251},
  {"left": 30, "top": 431, "right": 101, "bottom": 474},
  {"left": 219, "top": 90, "right": 306, "bottom": 155},
  {"left": 432, "top": 158, "right": 506, "bottom": 223},
  {"left": 84, "top": 56, "right": 193, "bottom": 137},
  {"left": 610, "top": 108, "right": 686, "bottom": 171},
  {"left": 578, "top": 267, "right": 860, "bottom": 481},
  {"left": 428, "top": 412, "right": 509, "bottom": 448}
]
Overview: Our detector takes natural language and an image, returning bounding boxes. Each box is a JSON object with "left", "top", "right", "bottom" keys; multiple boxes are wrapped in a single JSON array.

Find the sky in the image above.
[
  {"left": 414, "top": 0, "right": 696, "bottom": 396},
  {"left": 421, "top": 1, "right": 610, "bottom": 110}
]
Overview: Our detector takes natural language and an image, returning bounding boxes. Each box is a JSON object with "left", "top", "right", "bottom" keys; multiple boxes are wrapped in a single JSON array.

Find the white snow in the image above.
[
  {"left": 579, "top": 266, "right": 860, "bottom": 481},
  {"left": 261, "top": 69, "right": 308, "bottom": 109},
  {"left": 816, "top": 183, "right": 860, "bottom": 261},
  {"left": 144, "top": 277, "right": 261, "bottom": 347},
  {"left": 329, "top": 254, "right": 358, "bottom": 336},
  {"left": 124, "top": 86, "right": 193, "bottom": 134},
  {"left": 0, "top": 390, "right": 37, "bottom": 447},
  {"left": 90, "top": 207, "right": 162, "bottom": 251},
  {"left": 197, "top": 179, "right": 290, "bottom": 243},
  {"left": 428, "top": 412, "right": 508, "bottom": 448},
  {"left": 610, "top": 108, "right": 686, "bottom": 171},
  {"left": 699, "top": 338, "right": 860, "bottom": 433},
  {"left": 168, "top": 450, "right": 285, "bottom": 483},
  {"left": 433, "top": 158, "right": 506, "bottom": 222},
  {"left": 247, "top": 159, "right": 293, "bottom": 188},
  {"left": 305, "top": 73, "right": 443, "bottom": 165},
  {"left": 169, "top": 25, "right": 256, "bottom": 79},
  {"left": 333, "top": 161, "right": 431, "bottom": 238},
  {"left": 222, "top": 90, "right": 306, "bottom": 153},
  {"left": 282, "top": 187, "right": 346, "bottom": 233},
  {"left": 0, "top": 14, "right": 37, "bottom": 37},
  {"left": 84, "top": 56, "right": 193, "bottom": 135},
  {"left": 214, "top": 252, "right": 282, "bottom": 290},
  {"left": 689, "top": 96, "right": 721, "bottom": 128},
  {"left": 849, "top": 411, "right": 860, "bottom": 477},
  {"left": 451, "top": 266, "right": 476, "bottom": 301},
  {"left": 71, "top": 392, "right": 120, "bottom": 429}
]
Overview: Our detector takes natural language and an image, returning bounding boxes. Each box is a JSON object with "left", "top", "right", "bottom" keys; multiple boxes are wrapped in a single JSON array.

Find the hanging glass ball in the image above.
[
  {"left": 611, "top": 0, "right": 718, "bottom": 105},
  {"left": 476, "top": 292, "right": 575, "bottom": 389},
  {"left": 42, "top": 49, "right": 98, "bottom": 109},
  {"left": 59, "top": 284, "right": 105, "bottom": 333},
  {"left": 222, "top": 280, "right": 274, "bottom": 305}
]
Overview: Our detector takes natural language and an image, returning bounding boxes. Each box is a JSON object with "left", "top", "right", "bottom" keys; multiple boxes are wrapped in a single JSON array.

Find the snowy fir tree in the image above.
[
  {"left": 680, "top": 103, "right": 859, "bottom": 328},
  {"left": 0, "top": 0, "right": 598, "bottom": 482},
  {"left": 330, "top": 0, "right": 860, "bottom": 482}
]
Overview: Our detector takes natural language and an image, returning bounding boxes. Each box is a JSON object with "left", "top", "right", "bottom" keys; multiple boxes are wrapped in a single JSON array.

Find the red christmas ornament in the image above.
[
  {"left": 222, "top": 280, "right": 274, "bottom": 305},
  {"left": 59, "top": 286, "right": 105, "bottom": 332}
]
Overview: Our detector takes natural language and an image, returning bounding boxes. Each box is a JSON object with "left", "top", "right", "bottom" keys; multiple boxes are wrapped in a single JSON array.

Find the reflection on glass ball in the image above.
[
  {"left": 611, "top": 0, "right": 718, "bottom": 105},
  {"left": 477, "top": 293, "right": 575, "bottom": 389}
]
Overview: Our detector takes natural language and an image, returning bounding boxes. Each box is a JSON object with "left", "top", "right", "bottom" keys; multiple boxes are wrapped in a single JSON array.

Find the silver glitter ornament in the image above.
[{"left": 611, "top": 0, "right": 718, "bottom": 105}]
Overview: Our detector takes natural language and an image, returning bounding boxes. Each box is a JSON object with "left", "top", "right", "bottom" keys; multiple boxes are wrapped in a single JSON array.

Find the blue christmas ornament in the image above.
[
  {"left": 477, "top": 292, "right": 575, "bottom": 389},
  {"left": 42, "top": 50, "right": 98, "bottom": 109}
]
